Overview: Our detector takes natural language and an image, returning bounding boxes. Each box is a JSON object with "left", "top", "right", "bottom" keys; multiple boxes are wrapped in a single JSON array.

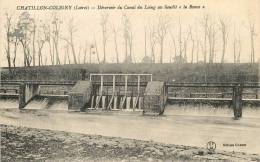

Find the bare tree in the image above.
[
  {"left": 61, "top": 17, "right": 78, "bottom": 64},
  {"left": 183, "top": 33, "right": 189, "bottom": 62},
  {"left": 196, "top": 40, "right": 200, "bottom": 63},
  {"left": 157, "top": 15, "right": 169, "bottom": 63},
  {"left": 233, "top": 25, "right": 242, "bottom": 63},
  {"left": 170, "top": 31, "right": 177, "bottom": 63},
  {"left": 31, "top": 20, "right": 36, "bottom": 66},
  {"left": 178, "top": 17, "right": 182, "bottom": 60},
  {"left": 237, "top": 32, "right": 241, "bottom": 63},
  {"left": 51, "top": 13, "right": 62, "bottom": 65},
  {"left": 122, "top": 13, "right": 133, "bottom": 63},
  {"left": 188, "top": 25, "right": 195, "bottom": 63},
  {"left": 112, "top": 25, "right": 119, "bottom": 63},
  {"left": 149, "top": 24, "right": 157, "bottom": 63},
  {"left": 17, "top": 12, "right": 34, "bottom": 67},
  {"left": 128, "top": 28, "right": 134, "bottom": 63},
  {"left": 201, "top": 14, "right": 209, "bottom": 63},
  {"left": 94, "top": 39, "right": 100, "bottom": 64},
  {"left": 64, "top": 44, "right": 71, "bottom": 64},
  {"left": 11, "top": 29, "right": 19, "bottom": 68},
  {"left": 194, "top": 27, "right": 200, "bottom": 63},
  {"left": 248, "top": 16, "right": 256, "bottom": 63},
  {"left": 36, "top": 22, "right": 48, "bottom": 66},
  {"left": 144, "top": 25, "right": 147, "bottom": 58},
  {"left": 122, "top": 14, "right": 129, "bottom": 62},
  {"left": 83, "top": 41, "right": 88, "bottom": 64},
  {"left": 45, "top": 24, "right": 54, "bottom": 65},
  {"left": 219, "top": 17, "right": 228, "bottom": 63},
  {"left": 4, "top": 12, "right": 13, "bottom": 76},
  {"left": 77, "top": 46, "right": 81, "bottom": 64},
  {"left": 100, "top": 13, "right": 109, "bottom": 63},
  {"left": 207, "top": 19, "right": 217, "bottom": 63}
]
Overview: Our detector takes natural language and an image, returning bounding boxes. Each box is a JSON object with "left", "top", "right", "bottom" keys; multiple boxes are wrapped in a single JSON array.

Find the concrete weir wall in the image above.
[
  {"left": 68, "top": 81, "right": 92, "bottom": 111},
  {"left": 19, "top": 84, "right": 39, "bottom": 109},
  {"left": 143, "top": 81, "right": 167, "bottom": 115}
]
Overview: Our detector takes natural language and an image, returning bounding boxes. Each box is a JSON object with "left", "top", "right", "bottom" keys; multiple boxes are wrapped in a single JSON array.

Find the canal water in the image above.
[
  {"left": 0, "top": 98, "right": 260, "bottom": 154},
  {"left": 1, "top": 98, "right": 260, "bottom": 118}
]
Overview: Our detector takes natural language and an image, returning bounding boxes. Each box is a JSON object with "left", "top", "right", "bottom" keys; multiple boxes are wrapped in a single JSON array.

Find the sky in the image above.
[{"left": 0, "top": 0, "right": 260, "bottom": 66}]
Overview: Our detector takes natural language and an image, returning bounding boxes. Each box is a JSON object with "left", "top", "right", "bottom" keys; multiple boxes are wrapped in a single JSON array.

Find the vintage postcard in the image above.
[{"left": 0, "top": 0, "right": 260, "bottom": 161}]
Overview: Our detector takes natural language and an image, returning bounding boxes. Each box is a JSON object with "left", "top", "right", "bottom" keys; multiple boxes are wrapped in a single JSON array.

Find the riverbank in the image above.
[
  {"left": 1, "top": 124, "right": 260, "bottom": 162},
  {"left": 1, "top": 63, "right": 258, "bottom": 82}
]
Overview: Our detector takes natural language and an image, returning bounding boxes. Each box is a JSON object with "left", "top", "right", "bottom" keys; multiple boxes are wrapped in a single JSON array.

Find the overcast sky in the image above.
[{"left": 0, "top": 0, "right": 260, "bottom": 66}]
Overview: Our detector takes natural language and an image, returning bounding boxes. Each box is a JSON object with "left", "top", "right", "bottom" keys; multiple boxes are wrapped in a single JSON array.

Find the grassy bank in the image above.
[{"left": 1, "top": 63, "right": 259, "bottom": 83}]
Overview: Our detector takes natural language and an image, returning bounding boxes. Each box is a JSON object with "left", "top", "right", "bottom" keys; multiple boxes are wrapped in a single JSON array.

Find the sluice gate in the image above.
[{"left": 89, "top": 74, "right": 152, "bottom": 111}]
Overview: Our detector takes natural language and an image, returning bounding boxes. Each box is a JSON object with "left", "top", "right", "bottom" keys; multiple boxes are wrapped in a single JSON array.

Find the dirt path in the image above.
[{"left": 1, "top": 124, "right": 260, "bottom": 162}]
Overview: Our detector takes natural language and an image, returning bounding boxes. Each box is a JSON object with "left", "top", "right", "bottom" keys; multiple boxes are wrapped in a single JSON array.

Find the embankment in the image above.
[
  {"left": 1, "top": 63, "right": 258, "bottom": 82},
  {"left": 1, "top": 124, "right": 260, "bottom": 162}
]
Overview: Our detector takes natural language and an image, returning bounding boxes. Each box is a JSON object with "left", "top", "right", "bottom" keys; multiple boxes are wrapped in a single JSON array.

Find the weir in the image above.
[
  {"left": 19, "top": 83, "right": 39, "bottom": 109},
  {"left": 1, "top": 79, "right": 260, "bottom": 118}
]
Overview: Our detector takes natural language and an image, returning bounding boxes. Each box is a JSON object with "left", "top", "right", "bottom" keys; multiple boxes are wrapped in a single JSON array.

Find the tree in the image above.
[
  {"left": 207, "top": 21, "right": 216, "bottom": 63},
  {"left": 83, "top": 41, "right": 88, "bottom": 64},
  {"left": 219, "top": 17, "right": 228, "bottom": 63},
  {"left": 128, "top": 28, "right": 134, "bottom": 63},
  {"left": 11, "top": 29, "right": 19, "bottom": 68},
  {"left": 188, "top": 25, "right": 195, "bottom": 63},
  {"left": 45, "top": 24, "right": 54, "bottom": 65},
  {"left": 122, "top": 13, "right": 132, "bottom": 63},
  {"left": 237, "top": 32, "right": 241, "bottom": 63},
  {"left": 144, "top": 25, "right": 147, "bottom": 58},
  {"left": 4, "top": 12, "right": 13, "bottom": 76},
  {"left": 178, "top": 17, "right": 183, "bottom": 61},
  {"left": 112, "top": 25, "right": 119, "bottom": 63},
  {"left": 100, "top": 13, "right": 109, "bottom": 63},
  {"left": 233, "top": 25, "right": 242, "bottom": 63},
  {"left": 32, "top": 20, "right": 36, "bottom": 66},
  {"left": 36, "top": 21, "right": 48, "bottom": 66},
  {"left": 61, "top": 17, "right": 78, "bottom": 64},
  {"left": 170, "top": 32, "right": 177, "bottom": 63},
  {"left": 248, "top": 16, "right": 256, "bottom": 63},
  {"left": 149, "top": 24, "right": 157, "bottom": 63},
  {"left": 201, "top": 14, "right": 209, "bottom": 63},
  {"left": 17, "top": 12, "right": 34, "bottom": 67},
  {"left": 51, "top": 13, "right": 62, "bottom": 65},
  {"left": 156, "top": 15, "right": 169, "bottom": 63},
  {"left": 93, "top": 36, "right": 100, "bottom": 64}
]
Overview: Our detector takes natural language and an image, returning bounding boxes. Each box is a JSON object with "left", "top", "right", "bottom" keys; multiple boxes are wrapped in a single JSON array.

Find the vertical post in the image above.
[
  {"left": 137, "top": 75, "right": 140, "bottom": 95},
  {"left": 18, "top": 83, "right": 26, "bottom": 109},
  {"left": 150, "top": 74, "right": 153, "bottom": 81},
  {"left": 100, "top": 75, "right": 103, "bottom": 96},
  {"left": 113, "top": 75, "right": 115, "bottom": 95},
  {"left": 81, "top": 69, "right": 86, "bottom": 80},
  {"left": 90, "top": 74, "right": 92, "bottom": 82},
  {"left": 232, "top": 84, "right": 243, "bottom": 119},
  {"left": 125, "top": 75, "right": 128, "bottom": 96}
]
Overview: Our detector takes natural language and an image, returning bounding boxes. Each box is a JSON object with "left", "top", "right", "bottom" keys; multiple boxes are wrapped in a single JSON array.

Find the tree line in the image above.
[{"left": 3, "top": 12, "right": 257, "bottom": 75}]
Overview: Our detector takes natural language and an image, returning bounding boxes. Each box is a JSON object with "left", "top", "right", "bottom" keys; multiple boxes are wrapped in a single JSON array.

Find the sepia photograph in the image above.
[{"left": 0, "top": 0, "right": 260, "bottom": 161}]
